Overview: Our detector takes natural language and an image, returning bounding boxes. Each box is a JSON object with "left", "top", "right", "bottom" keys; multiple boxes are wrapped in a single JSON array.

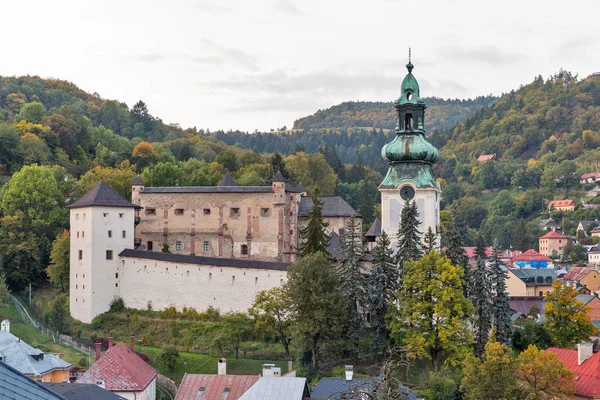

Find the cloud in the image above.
[
  {"left": 199, "top": 39, "right": 259, "bottom": 70},
  {"left": 274, "top": 0, "right": 302, "bottom": 15},
  {"left": 441, "top": 44, "right": 526, "bottom": 66},
  {"left": 435, "top": 79, "right": 469, "bottom": 97},
  {"left": 556, "top": 36, "right": 596, "bottom": 56}
]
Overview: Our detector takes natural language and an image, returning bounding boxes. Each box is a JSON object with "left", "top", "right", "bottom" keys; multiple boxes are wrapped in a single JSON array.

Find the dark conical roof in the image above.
[
  {"left": 272, "top": 170, "right": 285, "bottom": 182},
  {"left": 67, "top": 181, "right": 140, "bottom": 209},
  {"left": 132, "top": 175, "right": 144, "bottom": 186},
  {"left": 295, "top": 182, "right": 306, "bottom": 192},
  {"left": 218, "top": 171, "right": 238, "bottom": 187},
  {"left": 365, "top": 218, "right": 381, "bottom": 237}
]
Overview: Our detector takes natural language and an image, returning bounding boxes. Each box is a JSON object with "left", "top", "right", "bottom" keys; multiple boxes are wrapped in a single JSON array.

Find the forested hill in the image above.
[{"left": 292, "top": 97, "right": 497, "bottom": 131}]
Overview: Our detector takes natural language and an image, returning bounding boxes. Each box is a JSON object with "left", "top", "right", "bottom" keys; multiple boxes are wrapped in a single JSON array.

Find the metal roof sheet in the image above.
[
  {"left": 43, "top": 383, "right": 126, "bottom": 400},
  {"left": 0, "top": 361, "right": 66, "bottom": 400},
  {"left": 67, "top": 182, "right": 139, "bottom": 209},
  {"left": 238, "top": 377, "right": 309, "bottom": 400},
  {"left": 564, "top": 267, "right": 596, "bottom": 282},
  {"left": 0, "top": 331, "right": 72, "bottom": 377},
  {"left": 175, "top": 374, "right": 260, "bottom": 400},
  {"left": 298, "top": 196, "right": 359, "bottom": 218}
]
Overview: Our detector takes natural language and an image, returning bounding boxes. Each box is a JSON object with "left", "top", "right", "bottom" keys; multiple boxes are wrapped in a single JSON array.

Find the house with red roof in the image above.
[
  {"left": 477, "top": 154, "right": 497, "bottom": 162},
  {"left": 175, "top": 373, "right": 259, "bottom": 400},
  {"left": 539, "top": 230, "right": 569, "bottom": 258},
  {"left": 512, "top": 249, "right": 553, "bottom": 269},
  {"left": 563, "top": 267, "right": 600, "bottom": 292},
  {"left": 78, "top": 340, "right": 157, "bottom": 400},
  {"left": 581, "top": 171, "right": 600, "bottom": 184},
  {"left": 546, "top": 343, "right": 600, "bottom": 399},
  {"left": 547, "top": 199, "right": 576, "bottom": 211}
]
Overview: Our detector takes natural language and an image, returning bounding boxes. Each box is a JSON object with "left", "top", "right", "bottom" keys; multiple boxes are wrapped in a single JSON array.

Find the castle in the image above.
[{"left": 69, "top": 61, "right": 439, "bottom": 323}]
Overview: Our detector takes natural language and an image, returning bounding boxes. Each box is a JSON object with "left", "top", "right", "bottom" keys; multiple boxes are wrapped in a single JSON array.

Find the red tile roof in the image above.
[
  {"left": 546, "top": 348, "right": 600, "bottom": 398},
  {"left": 477, "top": 154, "right": 496, "bottom": 162},
  {"left": 540, "top": 230, "right": 568, "bottom": 239},
  {"left": 563, "top": 267, "right": 595, "bottom": 282},
  {"left": 547, "top": 199, "right": 576, "bottom": 209},
  {"left": 78, "top": 343, "right": 157, "bottom": 392},
  {"left": 462, "top": 247, "right": 511, "bottom": 259},
  {"left": 513, "top": 249, "right": 552, "bottom": 263},
  {"left": 581, "top": 171, "right": 600, "bottom": 180},
  {"left": 175, "top": 374, "right": 260, "bottom": 400}
]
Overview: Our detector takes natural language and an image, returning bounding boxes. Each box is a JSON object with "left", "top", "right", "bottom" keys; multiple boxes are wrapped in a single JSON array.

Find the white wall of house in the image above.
[
  {"left": 70, "top": 206, "right": 135, "bottom": 323},
  {"left": 115, "top": 379, "right": 156, "bottom": 400},
  {"left": 119, "top": 256, "right": 287, "bottom": 313}
]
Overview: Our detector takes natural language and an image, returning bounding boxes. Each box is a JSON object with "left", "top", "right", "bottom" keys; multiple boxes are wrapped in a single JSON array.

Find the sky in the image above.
[{"left": 2, "top": 0, "right": 599, "bottom": 132}]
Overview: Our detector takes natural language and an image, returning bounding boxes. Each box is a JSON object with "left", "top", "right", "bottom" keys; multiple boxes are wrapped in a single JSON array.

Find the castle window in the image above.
[
  {"left": 76, "top": 214, "right": 79, "bottom": 220},
  {"left": 176, "top": 241, "right": 182, "bottom": 251},
  {"left": 232, "top": 276, "right": 235, "bottom": 284},
  {"left": 77, "top": 231, "right": 79, "bottom": 238},
  {"left": 119, "top": 213, "right": 124, "bottom": 218},
  {"left": 78, "top": 250, "right": 82, "bottom": 260},
  {"left": 260, "top": 208, "right": 271, "bottom": 217},
  {"left": 255, "top": 277, "right": 258, "bottom": 285},
  {"left": 82, "top": 231, "right": 84, "bottom": 238},
  {"left": 108, "top": 230, "right": 112, "bottom": 238},
  {"left": 166, "top": 268, "right": 168, "bottom": 273},
  {"left": 241, "top": 244, "right": 248, "bottom": 255},
  {"left": 175, "top": 209, "right": 184, "bottom": 216},
  {"left": 83, "top": 213, "right": 86, "bottom": 220},
  {"left": 115, "top": 283, "right": 118, "bottom": 287},
  {"left": 204, "top": 241, "right": 210, "bottom": 251},
  {"left": 203, "top": 208, "right": 211, "bottom": 215},
  {"left": 209, "top": 272, "right": 212, "bottom": 280},
  {"left": 103, "top": 213, "right": 108, "bottom": 217},
  {"left": 106, "top": 250, "right": 113, "bottom": 260},
  {"left": 230, "top": 208, "right": 240, "bottom": 217},
  {"left": 83, "top": 285, "right": 85, "bottom": 289},
  {"left": 115, "top": 273, "right": 118, "bottom": 279},
  {"left": 76, "top": 284, "right": 78, "bottom": 289},
  {"left": 145, "top": 208, "right": 156, "bottom": 216},
  {"left": 122, "top": 230, "right": 126, "bottom": 238},
  {"left": 147, "top": 241, "right": 153, "bottom": 251}
]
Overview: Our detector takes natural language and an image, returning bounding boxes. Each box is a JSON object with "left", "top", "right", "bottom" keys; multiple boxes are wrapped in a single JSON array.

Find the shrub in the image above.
[{"left": 109, "top": 296, "right": 125, "bottom": 313}]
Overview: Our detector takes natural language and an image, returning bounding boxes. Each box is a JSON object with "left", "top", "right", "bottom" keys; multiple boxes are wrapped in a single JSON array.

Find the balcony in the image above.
[{"left": 134, "top": 216, "right": 141, "bottom": 226}]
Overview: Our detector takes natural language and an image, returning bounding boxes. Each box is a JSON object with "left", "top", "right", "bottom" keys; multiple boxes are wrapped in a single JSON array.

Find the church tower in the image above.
[{"left": 380, "top": 58, "right": 440, "bottom": 247}]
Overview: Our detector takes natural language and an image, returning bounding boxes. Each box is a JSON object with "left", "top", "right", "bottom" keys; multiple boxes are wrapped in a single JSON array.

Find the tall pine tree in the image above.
[
  {"left": 424, "top": 226, "right": 437, "bottom": 254},
  {"left": 443, "top": 207, "right": 470, "bottom": 297},
  {"left": 396, "top": 200, "right": 422, "bottom": 266},
  {"left": 472, "top": 235, "right": 492, "bottom": 356},
  {"left": 298, "top": 189, "right": 330, "bottom": 257},
  {"left": 491, "top": 247, "right": 512, "bottom": 346},
  {"left": 511, "top": 218, "right": 529, "bottom": 251},
  {"left": 337, "top": 214, "right": 364, "bottom": 364},
  {"left": 365, "top": 230, "right": 396, "bottom": 362}
]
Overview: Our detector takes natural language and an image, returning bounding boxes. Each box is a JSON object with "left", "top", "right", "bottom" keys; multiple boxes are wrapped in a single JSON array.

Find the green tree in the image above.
[
  {"left": 141, "top": 162, "right": 183, "bottom": 187},
  {"left": 472, "top": 235, "right": 492, "bottom": 356},
  {"left": 421, "top": 370, "right": 459, "bottom": 400},
  {"left": 285, "top": 152, "right": 337, "bottom": 196},
  {"left": 217, "top": 312, "right": 253, "bottom": 359},
  {"left": 249, "top": 288, "right": 290, "bottom": 358},
  {"left": 365, "top": 231, "right": 396, "bottom": 361},
  {"left": 555, "top": 160, "right": 578, "bottom": 196},
  {"left": 214, "top": 149, "right": 238, "bottom": 172},
  {"left": 337, "top": 214, "right": 364, "bottom": 363},
  {"left": 512, "top": 321, "right": 552, "bottom": 351},
  {"left": 514, "top": 345, "right": 574, "bottom": 399},
  {"left": 544, "top": 281, "right": 597, "bottom": 347},
  {"left": 283, "top": 253, "right": 346, "bottom": 369},
  {"left": 461, "top": 341, "right": 520, "bottom": 400},
  {"left": 391, "top": 251, "right": 473, "bottom": 369},
  {"left": 491, "top": 248, "right": 512, "bottom": 346},
  {"left": 0, "top": 213, "right": 42, "bottom": 290},
  {"left": 78, "top": 161, "right": 137, "bottom": 199},
  {"left": 0, "top": 123, "right": 20, "bottom": 172},
  {"left": 270, "top": 152, "right": 289, "bottom": 179},
  {"left": 423, "top": 226, "right": 437, "bottom": 254},
  {"left": 16, "top": 102, "right": 46, "bottom": 124},
  {"left": 298, "top": 190, "right": 330, "bottom": 257},
  {"left": 561, "top": 242, "right": 587, "bottom": 263},
  {"left": 156, "top": 346, "right": 180, "bottom": 372},
  {"left": 442, "top": 208, "right": 469, "bottom": 295},
  {"left": 45, "top": 294, "right": 69, "bottom": 332},
  {"left": 47, "top": 229, "right": 70, "bottom": 292},
  {"left": 0, "top": 275, "right": 10, "bottom": 306},
  {"left": 396, "top": 200, "right": 422, "bottom": 267},
  {"left": 511, "top": 218, "right": 529, "bottom": 251}
]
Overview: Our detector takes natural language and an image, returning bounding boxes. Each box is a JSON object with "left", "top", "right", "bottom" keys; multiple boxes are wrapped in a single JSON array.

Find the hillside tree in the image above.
[
  {"left": 298, "top": 190, "right": 330, "bottom": 257},
  {"left": 47, "top": 229, "right": 70, "bottom": 292}
]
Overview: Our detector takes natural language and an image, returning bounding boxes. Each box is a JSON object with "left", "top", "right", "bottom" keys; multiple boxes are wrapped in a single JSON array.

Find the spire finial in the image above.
[
  {"left": 409, "top": 47, "right": 411, "bottom": 64},
  {"left": 406, "top": 47, "right": 414, "bottom": 73}
]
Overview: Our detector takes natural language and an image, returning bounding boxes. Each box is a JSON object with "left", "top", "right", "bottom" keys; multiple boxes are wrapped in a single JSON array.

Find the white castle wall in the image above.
[{"left": 119, "top": 256, "right": 287, "bottom": 313}]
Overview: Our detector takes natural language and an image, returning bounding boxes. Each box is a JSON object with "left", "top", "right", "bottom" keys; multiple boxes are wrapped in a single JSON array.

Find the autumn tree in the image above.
[
  {"left": 249, "top": 288, "right": 291, "bottom": 358},
  {"left": 283, "top": 253, "right": 346, "bottom": 370},
  {"left": 47, "top": 230, "right": 70, "bottom": 292},
  {"left": 298, "top": 190, "right": 330, "bottom": 257},
  {"left": 131, "top": 141, "right": 159, "bottom": 171},
  {"left": 544, "top": 281, "right": 597, "bottom": 347},
  {"left": 284, "top": 152, "right": 337, "bottom": 196},
  {"left": 78, "top": 161, "right": 137, "bottom": 199},
  {"left": 514, "top": 345, "right": 574, "bottom": 399},
  {"left": 390, "top": 251, "right": 473, "bottom": 369}
]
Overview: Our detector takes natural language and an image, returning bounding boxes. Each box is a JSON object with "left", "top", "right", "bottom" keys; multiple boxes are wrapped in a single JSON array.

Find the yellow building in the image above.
[
  {"left": 0, "top": 320, "right": 72, "bottom": 382},
  {"left": 538, "top": 230, "right": 569, "bottom": 258},
  {"left": 505, "top": 268, "right": 556, "bottom": 297},
  {"left": 562, "top": 267, "right": 600, "bottom": 292}
]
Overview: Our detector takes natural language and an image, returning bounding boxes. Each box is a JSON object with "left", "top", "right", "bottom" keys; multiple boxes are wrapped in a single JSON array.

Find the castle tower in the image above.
[
  {"left": 68, "top": 182, "right": 140, "bottom": 323},
  {"left": 380, "top": 59, "right": 441, "bottom": 247}
]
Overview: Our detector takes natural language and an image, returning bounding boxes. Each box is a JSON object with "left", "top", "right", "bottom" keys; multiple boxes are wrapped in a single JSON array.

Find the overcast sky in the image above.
[{"left": 3, "top": 0, "right": 599, "bottom": 132}]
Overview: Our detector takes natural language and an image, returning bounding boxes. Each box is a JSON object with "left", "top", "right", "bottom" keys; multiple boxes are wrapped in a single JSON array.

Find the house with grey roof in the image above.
[
  {"left": 43, "top": 382, "right": 126, "bottom": 400},
  {"left": 238, "top": 376, "right": 310, "bottom": 400},
  {"left": 299, "top": 196, "right": 361, "bottom": 237},
  {"left": 0, "top": 324, "right": 72, "bottom": 382},
  {"left": 0, "top": 360, "right": 67, "bottom": 400}
]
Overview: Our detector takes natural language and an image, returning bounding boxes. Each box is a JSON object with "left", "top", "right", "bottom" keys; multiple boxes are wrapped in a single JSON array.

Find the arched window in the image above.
[{"left": 241, "top": 245, "right": 248, "bottom": 255}]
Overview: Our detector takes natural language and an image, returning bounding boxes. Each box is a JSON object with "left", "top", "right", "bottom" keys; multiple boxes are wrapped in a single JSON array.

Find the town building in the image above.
[
  {"left": 578, "top": 220, "right": 600, "bottom": 237},
  {"left": 581, "top": 171, "right": 600, "bottom": 184},
  {"left": 539, "top": 230, "right": 569, "bottom": 258},
  {"left": 511, "top": 249, "right": 553, "bottom": 269},
  {"left": 175, "top": 372, "right": 259, "bottom": 400},
  {"left": 0, "top": 360, "right": 67, "bottom": 400},
  {"left": 477, "top": 154, "right": 497, "bottom": 162},
  {"left": 78, "top": 341, "right": 157, "bottom": 400},
  {"left": 238, "top": 377, "right": 310, "bottom": 400},
  {"left": 43, "top": 382, "right": 126, "bottom": 400},
  {"left": 0, "top": 321, "right": 72, "bottom": 382},
  {"left": 546, "top": 343, "right": 600, "bottom": 399},
  {"left": 591, "top": 227, "right": 600, "bottom": 238},
  {"left": 505, "top": 268, "right": 555, "bottom": 297},
  {"left": 589, "top": 250, "right": 600, "bottom": 265},
  {"left": 562, "top": 267, "right": 600, "bottom": 292},
  {"left": 547, "top": 199, "right": 576, "bottom": 211},
  {"left": 379, "top": 60, "right": 440, "bottom": 247},
  {"left": 538, "top": 218, "right": 561, "bottom": 231}
]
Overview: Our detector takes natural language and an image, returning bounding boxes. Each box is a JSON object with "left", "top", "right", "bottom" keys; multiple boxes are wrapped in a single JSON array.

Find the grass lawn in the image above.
[
  {"left": 0, "top": 302, "right": 88, "bottom": 366},
  {"left": 138, "top": 345, "right": 287, "bottom": 383}
]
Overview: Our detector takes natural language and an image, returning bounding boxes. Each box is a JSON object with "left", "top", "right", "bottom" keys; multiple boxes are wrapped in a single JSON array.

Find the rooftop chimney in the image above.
[
  {"left": 108, "top": 337, "right": 113, "bottom": 349},
  {"left": 218, "top": 358, "right": 226, "bottom": 375},
  {"left": 288, "top": 358, "right": 293, "bottom": 373},
  {"left": 95, "top": 342, "right": 101, "bottom": 360},
  {"left": 262, "top": 364, "right": 275, "bottom": 377},
  {"left": 130, "top": 336, "right": 135, "bottom": 352},
  {"left": 1, "top": 319, "right": 10, "bottom": 333},
  {"left": 578, "top": 342, "right": 593, "bottom": 365},
  {"left": 345, "top": 365, "right": 354, "bottom": 381}
]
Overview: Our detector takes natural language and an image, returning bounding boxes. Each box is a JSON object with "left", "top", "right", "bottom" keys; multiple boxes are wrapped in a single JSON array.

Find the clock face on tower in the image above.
[{"left": 400, "top": 185, "right": 415, "bottom": 201}]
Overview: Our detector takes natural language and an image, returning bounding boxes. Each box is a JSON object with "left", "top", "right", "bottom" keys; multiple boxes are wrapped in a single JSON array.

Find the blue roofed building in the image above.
[{"left": 0, "top": 360, "right": 66, "bottom": 400}]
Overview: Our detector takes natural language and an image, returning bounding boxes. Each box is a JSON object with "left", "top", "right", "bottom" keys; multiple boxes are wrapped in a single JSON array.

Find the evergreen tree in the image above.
[
  {"left": 270, "top": 152, "right": 289, "bottom": 179},
  {"left": 472, "top": 235, "right": 492, "bottom": 356},
  {"left": 511, "top": 218, "right": 529, "bottom": 251},
  {"left": 424, "top": 226, "right": 437, "bottom": 254},
  {"left": 365, "top": 231, "right": 396, "bottom": 362},
  {"left": 442, "top": 207, "right": 470, "bottom": 296},
  {"left": 491, "top": 247, "right": 512, "bottom": 346},
  {"left": 298, "top": 189, "right": 330, "bottom": 258},
  {"left": 337, "top": 214, "right": 365, "bottom": 363},
  {"left": 396, "top": 200, "right": 422, "bottom": 267}
]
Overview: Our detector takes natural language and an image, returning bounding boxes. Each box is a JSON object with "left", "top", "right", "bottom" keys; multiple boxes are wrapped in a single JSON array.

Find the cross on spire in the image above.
[{"left": 409, "top": 47, "right": 411, "bottom": 63}]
